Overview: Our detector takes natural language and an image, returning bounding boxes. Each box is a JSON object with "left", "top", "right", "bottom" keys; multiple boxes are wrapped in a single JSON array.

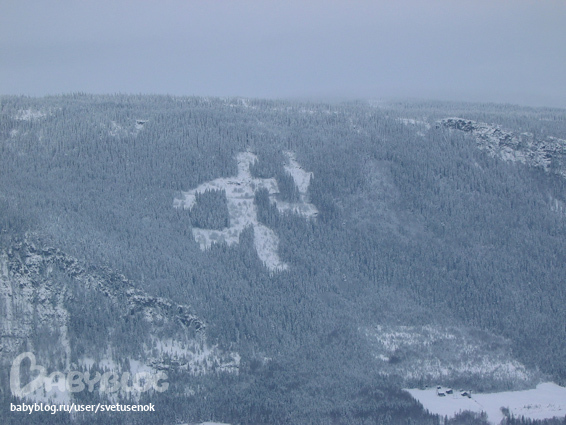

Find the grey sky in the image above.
[{"left": 1, "top": 0, "right": 565, "bottom": 107}]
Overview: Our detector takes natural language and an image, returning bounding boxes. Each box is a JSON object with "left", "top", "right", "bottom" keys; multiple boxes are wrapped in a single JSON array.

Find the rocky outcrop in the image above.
[
  {"left": 0, "top": 235, "right": 239, "bottom": 401},
  {"left": 439, "top": 118, "right": 566, "bottom": 178}
]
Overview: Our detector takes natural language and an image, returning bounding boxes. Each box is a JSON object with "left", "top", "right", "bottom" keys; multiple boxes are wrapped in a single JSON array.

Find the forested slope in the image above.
[{"left": 1, "top": 94, "right": 565, "bottom": 424}]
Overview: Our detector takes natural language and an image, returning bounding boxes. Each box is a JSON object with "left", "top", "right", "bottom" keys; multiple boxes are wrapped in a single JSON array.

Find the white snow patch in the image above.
[
  {"left": 14, "top": 108, "right": 47, "bottom": 121},
  {"left": 199, "top": 423, "right": 232, "bottom": 425},
  {"left": 22, "top": 384, "right": 72, "bottom": 405},
  {"left": 135, "top": 119, "right": 147, "bottom": 130},
  {"left": 283, "top": 151, "right": 313, "bottom": 194},
  {"left": 109, "top": 121, "right": 123, "bottom": 137},
  {"left": 129, "top": 359, "right": 153, "bottom": 375},
  {"left": 184, "top": 422, "right": 230, "bottom": 425},
  {"left": 99, "top": 356, "right": 117, "bottom": 371},
  {"left": 78, "top": 357, "right": 95, "bottom": 369},
  {"left": 406, "top": 382, "right": 566, "bottom": 425},
  {"left": 398, "top": 118, "right": 431, "bottom": 129},
  {"left": 106, "top": 119, "right": 147, "bottom": 137},
  {"left": 549, "top": 195, "right": 566, "bottom": 215},
  {"left": 253, "top": 224, "right": 286, "bottom": 271},
  {"left": 174, "top": 151, "right": 317, "bottom": 271},
  {"left": 363, "top": 325, "right": 534, "bottom": 385},
  {"left": 150, "top": 338, "right": 240, "bottom": 375}
]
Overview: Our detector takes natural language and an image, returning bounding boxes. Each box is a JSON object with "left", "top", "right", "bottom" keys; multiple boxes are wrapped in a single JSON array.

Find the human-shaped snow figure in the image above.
[{"left": 174, "top": 152, "right": 317, "bottom": 271}]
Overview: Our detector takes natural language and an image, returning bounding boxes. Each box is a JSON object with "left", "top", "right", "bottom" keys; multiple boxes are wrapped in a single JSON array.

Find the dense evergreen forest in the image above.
[{"left": 1, "top": 94, "right": 566, "bottom": 424}]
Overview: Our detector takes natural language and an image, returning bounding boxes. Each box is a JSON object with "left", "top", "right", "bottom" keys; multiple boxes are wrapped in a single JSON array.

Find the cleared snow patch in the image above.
[
  {"left": 362, "top": 325, "right": 535, "bottom": 386},
  {"left": 179, "top": 422, "right": 231, "bottom": 425},
  {"left": 174, "top": 151, "right": 317, "bottom": 271},
  {"left": 549, "top": 195, "right": 566, "bottom": 215},
  {"left": 106, "top": 119, "right": 147, "bottom": 137},
  {"left": 14, "top": 108, "right": 47, "bottom": 121},
  {"left": 398, "top": 117, "right": 431, "bottom": 130},
  {"left": 78, "top": 357, "right": 95, "bottom": 369},
  {"left": 109, "top": 121, "right": 124, "bottom": 137},
  {"left": 150, "top": 338, "right": 240, "bottom": 375},
  {"left": 135, "top": 119, "right": 147, "bottom": 130},
  {"left": 199, "top": 423, "right": 232, "bottom": 425},
  {"left": 406, "top": 382, "right": 566, "bottom": 424},
  {"left": 284, "top": 151, "right": 313, "bottom": 194}
]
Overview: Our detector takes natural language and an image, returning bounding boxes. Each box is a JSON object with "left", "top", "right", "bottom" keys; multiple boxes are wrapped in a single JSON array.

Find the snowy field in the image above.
[{"left": 406, "top": 382, "right": 566, "bottom": 424}]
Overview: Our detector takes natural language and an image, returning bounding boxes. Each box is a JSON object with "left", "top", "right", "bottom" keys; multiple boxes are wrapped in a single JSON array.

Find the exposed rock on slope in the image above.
[
  {"left": 0, "top": 236, "right": 239, "bottom": 401},
  {"left": 439, "top": 118, "right": 566, "bottom": 178}
]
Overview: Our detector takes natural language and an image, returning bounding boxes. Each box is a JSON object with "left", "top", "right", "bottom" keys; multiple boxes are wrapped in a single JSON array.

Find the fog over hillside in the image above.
[{"left": 1, "top": 1, "right": 566, "bottom": 107}]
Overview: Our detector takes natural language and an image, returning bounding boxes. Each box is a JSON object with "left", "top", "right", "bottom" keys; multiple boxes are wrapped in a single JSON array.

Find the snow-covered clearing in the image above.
[
  {"left": 549, "top": 195, "right": 566, "bottom": 215},
  {"left": 106, "top": 119, "right": 147, "bottom": 137},
  {"left": 362, "top": 325, "right": 535, "bottom": 386},
  {"left": 14, "top": 108, "right": 47, "bottom": 121},
  {"left": 407, "top": 382, "right": 566, "bottom": 424},
  {"left": 180, "top": 422, "right": 230, "bottom": 425},
  {"left": 398, "top": 117, "right": 431, "bottom": 130},
  {"left": 174, "top": 151, "right": 317, "bottom": 271},
  {"left": 150, "top": 338, "right": 240, "bottom": 375},
  {"left": 198, "top": 422, "right": 231, "bottom": 425}
]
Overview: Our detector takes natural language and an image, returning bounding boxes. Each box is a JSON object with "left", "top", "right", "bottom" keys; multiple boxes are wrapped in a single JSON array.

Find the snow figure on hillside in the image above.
[{"left": 174, "top": 151, "right": 317, "bottom": 271}]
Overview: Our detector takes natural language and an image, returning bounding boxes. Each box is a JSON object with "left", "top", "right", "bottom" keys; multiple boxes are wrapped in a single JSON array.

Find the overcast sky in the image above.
[{"left": 1, "top": 1, "right": 565, "bottom": 107}]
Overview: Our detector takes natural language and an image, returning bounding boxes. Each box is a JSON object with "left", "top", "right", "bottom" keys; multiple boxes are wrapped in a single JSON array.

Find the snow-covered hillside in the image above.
[{"left": 174, "top": 151, "right": 317, "bottom": 271}]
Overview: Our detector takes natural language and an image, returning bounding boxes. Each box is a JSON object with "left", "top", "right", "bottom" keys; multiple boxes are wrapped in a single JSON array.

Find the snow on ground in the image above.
[
  {"left": 406, "top": 382, "right": 566, "bottom": 424},
  {"left": 198, "top": 422, "right": 232, "bottom": 425},
  {"left": 174, "top": 151, "right": 317, "bottom": 271},
  {"left": 150, "top": 338, "right": 240, "bottom": 375},
  {"left": 128, "top": 359, "right": 153, "bottom": 375},
  {"left": 109, "top": 121, "right": 124, "bottom": 137},
  {"left": 78, "top": 357, "right": 96, "bottom": 370},
  {"left": 253, "top": 224, "right": 286, "bottom": 271},
  {"left": 549, "top": 195, "right": 566, "bottom": 215},
  {"left": 23, "top": 385, "right": 72, "bottom": 405},
  {"left": 283, "top": 151, "right": 314, "bottom": 194},
  {"left": 135, "top": 119, "right": 147, "bottom": 130},
  {"left": 177, "top": 422, "right": 231, "bottom": 425},
  {"left": 14, "top": 108, "right": 47, "bottom": 121},
  {"left": 362, "top": 325, "right": 535, "bottom": 386},
  {"left": 439, "top": 118, "right": 566, "bottom": 179},
  {"left": 106, "top": 119, "right": 147, "bottom": 137},
  {"left": 98, "top": 356, "right": 117, "bottom": 371},
  {"left": 398, "top": 117, "right": 431, "bottom": 129}
]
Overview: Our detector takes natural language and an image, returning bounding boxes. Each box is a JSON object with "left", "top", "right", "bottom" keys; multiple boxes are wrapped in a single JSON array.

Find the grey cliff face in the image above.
[
  {"left": 0, "top": 235, "right": 239, "bottom": 400},
  {"left": 439, "top": 118, "right": 566, "bottom": 178}
]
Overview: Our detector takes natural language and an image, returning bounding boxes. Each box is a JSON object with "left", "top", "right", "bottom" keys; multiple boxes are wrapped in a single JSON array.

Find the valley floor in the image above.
[{"left": 406, "top": 382, "right": 566, "bottom": 424}]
